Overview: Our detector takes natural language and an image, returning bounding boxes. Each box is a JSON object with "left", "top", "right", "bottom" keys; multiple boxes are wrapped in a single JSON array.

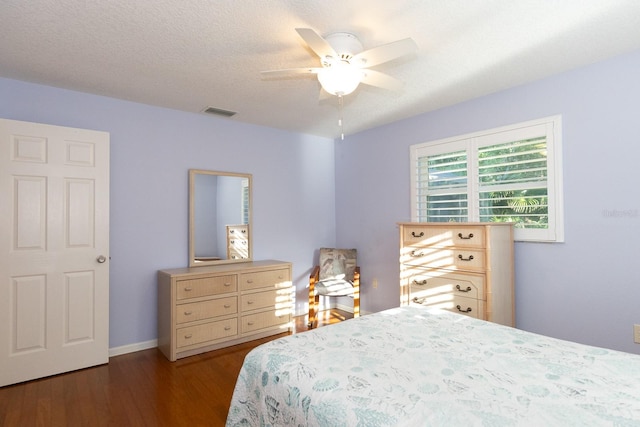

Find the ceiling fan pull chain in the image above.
[{"left": 338, "top": 94, "right": 345, "bottom": 140}]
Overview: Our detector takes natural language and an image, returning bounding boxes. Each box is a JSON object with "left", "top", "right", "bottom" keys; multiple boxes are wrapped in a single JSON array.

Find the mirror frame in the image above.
[{"left": 189, "top": 169, "right": 253, "bottom": 267}]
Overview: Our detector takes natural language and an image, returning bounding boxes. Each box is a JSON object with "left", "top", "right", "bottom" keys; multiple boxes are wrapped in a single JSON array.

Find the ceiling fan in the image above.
[{"left": 261, "top": 28, "right": 418, "bottom": 98}]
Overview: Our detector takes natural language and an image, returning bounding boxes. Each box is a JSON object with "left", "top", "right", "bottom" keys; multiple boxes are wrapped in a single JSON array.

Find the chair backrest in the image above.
[{"left": 318, "top": 248, "right": 357, "bottom": 282}]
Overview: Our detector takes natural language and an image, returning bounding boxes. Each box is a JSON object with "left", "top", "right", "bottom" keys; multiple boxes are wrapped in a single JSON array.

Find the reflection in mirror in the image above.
[{"left": 189, "top": 169, "right": 252, "bottom": 267}]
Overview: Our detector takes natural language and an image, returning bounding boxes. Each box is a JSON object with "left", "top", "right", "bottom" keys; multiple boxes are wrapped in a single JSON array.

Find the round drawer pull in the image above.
[{"left": 224, "top": 282, "right": 231, "bottom": 287}]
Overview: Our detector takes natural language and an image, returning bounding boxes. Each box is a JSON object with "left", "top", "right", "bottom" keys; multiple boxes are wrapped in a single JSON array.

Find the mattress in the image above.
[{"left": 226, "top": 306, "right": 640, "bottom": 426}]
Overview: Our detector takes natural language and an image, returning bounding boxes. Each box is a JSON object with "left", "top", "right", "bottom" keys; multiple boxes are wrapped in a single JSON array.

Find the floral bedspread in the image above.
[{"left": 226, "top": 306, "right": 640, "bottom": 426}]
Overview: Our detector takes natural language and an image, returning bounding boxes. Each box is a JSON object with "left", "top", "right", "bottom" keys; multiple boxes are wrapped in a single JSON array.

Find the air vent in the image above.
[{"left": 202, "top": 106, "right": 237, "bottom": 117}]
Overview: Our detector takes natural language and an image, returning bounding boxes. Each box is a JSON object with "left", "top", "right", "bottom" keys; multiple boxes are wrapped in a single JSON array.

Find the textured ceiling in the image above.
[{"left": 2, "top": 1, "right": 640, "bottom": 139}]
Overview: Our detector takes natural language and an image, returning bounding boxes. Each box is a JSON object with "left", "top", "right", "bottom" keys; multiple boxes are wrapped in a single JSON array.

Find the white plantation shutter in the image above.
[
  {"left": 410, "top": 116, "right": 563, "bottom": 242},
  {"left": 478, "top": 135, "right": 549, "bottom": 220},
  {"left": 415, "top": 149, "right": 468, "bottom": 222},
  {"left": 241, "top": 178, "right": 250, "bottom": 224}
]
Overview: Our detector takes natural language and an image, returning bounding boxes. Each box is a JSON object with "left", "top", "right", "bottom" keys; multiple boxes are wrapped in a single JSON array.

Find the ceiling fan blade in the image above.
[
  {"left": 295, "top": 28, "right": 337, "bottom": 59},
  {"left": 352, "top": 38, "right": 417, "bottom": 68},
  {"left": 261, "top": 67, "right": 321, "bottom": 78},
  {"left": 360, "top": 69, "right": 404, "bottom": 91}
]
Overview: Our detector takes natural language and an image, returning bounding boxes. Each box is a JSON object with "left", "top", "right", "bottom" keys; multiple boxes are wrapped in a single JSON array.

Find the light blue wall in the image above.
[
  {"left": 0, "top": 78, "right": 336, "bottom": 348},
  {"left": 336, "top": 49, "right": 640, "bottom": 354}
]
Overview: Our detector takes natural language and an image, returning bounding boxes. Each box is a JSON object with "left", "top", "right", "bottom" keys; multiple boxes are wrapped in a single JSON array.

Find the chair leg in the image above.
[
  {"left": 308, "top": 295, "right": 315, "bottom": 329},
  {"left": 353, "top": 267, "right": 360, "bottom": 318},
  {"left": 353, "top": 294, "right": 360, "bottom": 318},
  {"left": 308, "top": 295, "right": 320, "bottom": 328},
  {"left": 308, "top": 266, "right": 320, "bottom": 328}
]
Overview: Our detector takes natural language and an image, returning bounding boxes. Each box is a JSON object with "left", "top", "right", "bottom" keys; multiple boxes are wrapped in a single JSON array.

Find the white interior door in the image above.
[{"left": 0, "top": 118, "right": 109, "bottom": 387}]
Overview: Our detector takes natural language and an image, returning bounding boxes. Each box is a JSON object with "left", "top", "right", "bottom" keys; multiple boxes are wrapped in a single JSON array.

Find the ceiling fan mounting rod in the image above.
[{"left": 324, "top": 32, "right": 364, "bottom": 60}]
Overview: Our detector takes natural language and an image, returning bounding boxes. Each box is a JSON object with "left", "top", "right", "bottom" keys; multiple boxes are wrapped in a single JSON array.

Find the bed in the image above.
[{"left": 226, "top": 306, "right": 640, "bottom": 426}]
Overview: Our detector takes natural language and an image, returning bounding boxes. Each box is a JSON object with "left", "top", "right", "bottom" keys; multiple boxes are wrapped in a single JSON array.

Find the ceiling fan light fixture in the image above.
[{"left": 317, "top": 63, "right": 362, "bottom": 96}]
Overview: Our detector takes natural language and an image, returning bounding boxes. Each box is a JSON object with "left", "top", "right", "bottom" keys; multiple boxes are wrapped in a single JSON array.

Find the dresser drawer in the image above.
[
  {"left": 228, "top": 225, "right": 249, "bottom": 237},
  {"left": 176, "top": 318, "right": 238, "bottom": 348},
  {"left": 240, "top": 288, "right": 292, "bottom": 312},
  {"left": 403, "top": 247, "right": 485, "bottom": 271},
  {"left": 176, "top": 296, "right": 237, "bottom": 324},
  {"left": 409, "top": 271, "right": 484, "bottom": 300},
  {"left": 403, "top": 225, "right": 485, "bottom": 249},
  {"left": 241, "top": 310, "right": 291, "bottom": 334},
  {"left": 176, "top": 275, "right": 237, "bottom": 300},
  {"left": 228, "top": 237, "right": 249, "bottom": 247},
  {"left": 240, "top": 268, "right": 290, "bottom": 291},
  {"left": 228, "top": 246, "right": 250, "bottom": 260},
  {"left": 410, "top": 293, "right": 483, "bottom": 319}
]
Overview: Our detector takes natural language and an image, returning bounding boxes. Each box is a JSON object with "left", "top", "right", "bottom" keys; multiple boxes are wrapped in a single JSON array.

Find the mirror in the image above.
[{"left": 189, "top": 169, "right": 252, "bottom": 267}]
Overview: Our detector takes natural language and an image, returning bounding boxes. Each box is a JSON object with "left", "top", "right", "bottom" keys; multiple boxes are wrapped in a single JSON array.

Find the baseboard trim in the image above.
[
  {"left": 334, "top": 302, "right": 354, "bottom": 313},
  {"left": 109, "top": 339, "right": 158, "bottom": 357}
]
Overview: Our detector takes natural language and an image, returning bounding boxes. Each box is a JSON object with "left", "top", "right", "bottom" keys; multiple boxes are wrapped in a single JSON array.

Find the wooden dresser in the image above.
[
  {"left": 399, "top": 223, "right": 514, "bottom": 326},
  {"left": 158, "top": 260, "right": 292, "bottom": 361}
]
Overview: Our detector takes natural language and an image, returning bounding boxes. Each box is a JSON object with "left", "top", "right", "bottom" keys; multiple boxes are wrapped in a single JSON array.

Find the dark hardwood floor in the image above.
[{"left": 0, "top": 310, "right": 352, "bottom": 427}]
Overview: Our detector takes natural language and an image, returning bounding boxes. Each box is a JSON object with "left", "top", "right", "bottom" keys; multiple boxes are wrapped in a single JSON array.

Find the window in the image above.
[
  {"left": 241, "top": 178, "right": 250, "bottom": 225},
  {"left": 410, "top": 115, "right": 564, "bottom": 242}
]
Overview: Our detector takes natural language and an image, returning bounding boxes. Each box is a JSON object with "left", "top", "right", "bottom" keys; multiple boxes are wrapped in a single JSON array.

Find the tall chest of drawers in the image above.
[
  {"left": 226, "top": 224, "right": 250, "bottom": 260},
  {"left": 399, "top": 223, "right": 514, "bottom": 326},
  {"left": 158, "top": 260, "right": 292, "bottom": 361}
]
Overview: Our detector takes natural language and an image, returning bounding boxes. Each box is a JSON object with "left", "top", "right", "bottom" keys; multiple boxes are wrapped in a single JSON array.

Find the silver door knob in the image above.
[{"left": 96, "top": 255, "right": 107, "bottom": 263}]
